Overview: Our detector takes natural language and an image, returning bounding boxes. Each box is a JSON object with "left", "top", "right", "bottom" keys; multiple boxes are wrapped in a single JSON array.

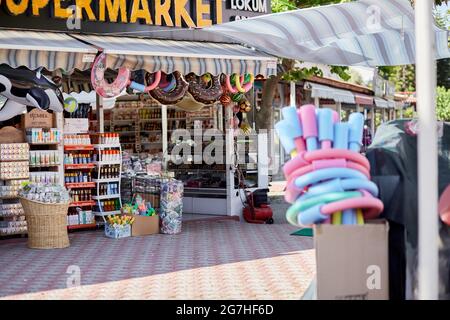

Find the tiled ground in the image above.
[{"left": 0, "top": 217, "right": 314, "bottom": 300}]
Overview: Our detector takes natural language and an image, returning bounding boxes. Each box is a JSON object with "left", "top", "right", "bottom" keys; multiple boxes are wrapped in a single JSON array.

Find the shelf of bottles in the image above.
[
  {"left": 63, "top": 134, "right": 96, "bottom": 230},
  {"left": 91, "top": 133, "right": 122, "bottom": 219}
]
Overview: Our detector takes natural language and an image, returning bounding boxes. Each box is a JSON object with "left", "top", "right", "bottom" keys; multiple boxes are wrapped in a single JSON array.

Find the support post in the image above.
[{"left": 416, "top": 0, "right": 438, "bottom": 300}]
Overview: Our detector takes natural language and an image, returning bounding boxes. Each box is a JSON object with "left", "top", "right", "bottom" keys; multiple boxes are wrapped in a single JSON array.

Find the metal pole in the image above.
[
  {"left": 96, "top": 94, "right": 104, "bottom": 133},
  {"left": 416, "top": 0, "right": 438, "bottom": 300},
  {"left": 370, "top": 107, "right": 375, "bottom": 138},
  {"left": 161, "top": 105, "right": 168, "bottom": 170},
  {"left": 290, "top": 81, "right": 296, "bottom": 107}
]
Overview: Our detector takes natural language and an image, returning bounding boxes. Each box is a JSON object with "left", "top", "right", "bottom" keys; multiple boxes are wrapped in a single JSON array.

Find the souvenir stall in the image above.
[{"left": 0, "top": 2, "right": 277, "bottom": 239}]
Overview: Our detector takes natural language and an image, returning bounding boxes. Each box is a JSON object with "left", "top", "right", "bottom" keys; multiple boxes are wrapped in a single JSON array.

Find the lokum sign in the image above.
[
  {"left": 228, "top": 0, "right": 268, "bottom": 20},
  {"left": 0, "top": 0, "right": 270, "bottom": 31}
]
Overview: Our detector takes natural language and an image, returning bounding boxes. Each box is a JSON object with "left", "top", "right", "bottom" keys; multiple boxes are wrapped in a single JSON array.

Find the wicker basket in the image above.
[{"left": 19, "top": 197, "right": 70, "bottom": 249}]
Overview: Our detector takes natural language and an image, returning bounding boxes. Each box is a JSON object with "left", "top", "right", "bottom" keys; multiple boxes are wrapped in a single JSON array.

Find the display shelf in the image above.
[
  {"left": 92, "top": 178, "right": 120, "bottom": 183},
  {"left": 29, "top": 164, "right": 60, "bottom": 168},
  {"left": 92, "top": 194, "right": 120, "bottom": 200},
  {"left": 0, "top": 175, "right": 29, "bottom": 180},
  {"left": 67, "top": 223, "right": 96, "bottom": 230},
  {"left": 64, "top": 145, "right": 94, "bottom": 151},
  {"left": 0, "top": 230, "right": 27, "bottom": 236},
  {"left": 0, "top": 195, "right": 19, "bottom": 200},
  {"left": 69, "top": 200, "right": 95, "bottom": 207},
  {"left": 65, "top": 182, "right": 96, "bottom": 189},
  {"left": 28, "top": 142, "right": 60, "bottom": 146},
  {"left": 93, "top": 160, "right": 121, "bottom": 166},
  {"left": 0, "top": 157, "right": 28, "bottom": 162},
  {"left": 139, "top": 118, "right": 162, "bottom": 122},
  {"left": 93, "top": 144, "right": 122, "bottom": 149},
  {"left": 92, "top": 210, "right": 121, "bottom": 216},
  {"left": 64, "top": 163, "right": 95, "bottom": 170}
]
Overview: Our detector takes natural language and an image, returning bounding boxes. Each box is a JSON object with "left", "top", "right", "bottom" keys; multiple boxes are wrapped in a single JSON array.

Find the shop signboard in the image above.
[
  {"left": 22, "top": 108, "right": 54, "bottom": 129},
  {"left": 373, "top": 73, "right": 396, "bottom": 100},
  {"left": 0, "top": 0, "right": 271, "bottom": 34},
  {"left": 384, "top": 81, "right": 396, "bottom": 100},
  {"left": 372, "top": 73, "right": 385, "bottom": 98}
]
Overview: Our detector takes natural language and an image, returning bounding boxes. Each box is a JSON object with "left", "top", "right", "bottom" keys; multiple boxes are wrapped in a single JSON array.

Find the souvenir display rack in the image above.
[
  {"left": 105, "top": 99, "right": 216, "bottom": 155},
  {"left": 63, "top": 135, "right": 96, "bottom": 230},
  {"left": 91, "top": 134, "right": 123, "bottom": 220},
  {"left": 0, "top": 143, "right": 29, "bottom": 236}
]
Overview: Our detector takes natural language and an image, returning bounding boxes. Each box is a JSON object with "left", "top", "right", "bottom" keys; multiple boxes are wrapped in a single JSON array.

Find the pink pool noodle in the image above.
[{"left": 299, "top": 105, "right": 318, "bottom": 151}]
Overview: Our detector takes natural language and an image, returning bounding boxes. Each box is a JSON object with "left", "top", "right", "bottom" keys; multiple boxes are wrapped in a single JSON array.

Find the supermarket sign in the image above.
[{"left": 0, "top": 0, "right": 270, "bottom": 31}]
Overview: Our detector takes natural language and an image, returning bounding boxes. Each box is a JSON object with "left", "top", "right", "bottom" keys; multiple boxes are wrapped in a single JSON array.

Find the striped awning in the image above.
[
  {"left": 304, "top": 82, "right": 356, "bottom": 104},
  {"left": 354, "top": 94, "right": 374, "bottom": 106},
  {"left": 73, "top": 35, "right": 278, "bottom": 77},
  {"left": 374, "top": 97, "right": 389, "bottom": 108},
  {"left": 387, "top": 100, "right": 396, "bottom": 109},
  {"left": 203, "top": 0, "right": 450, "bottom": 67},
  {"left": 0, "top": 30, "right": 97, "bottom": 72}
]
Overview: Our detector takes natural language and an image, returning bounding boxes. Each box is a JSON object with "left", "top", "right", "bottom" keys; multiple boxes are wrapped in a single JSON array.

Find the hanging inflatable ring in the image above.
[
  {"left": 128, "top": 71, "right": 162, "bottom": 93},
  {"left": 91, "top": 52, "right": 130, "bottom": 98},
  {"left": 149, "top": 71, "right": 188, "bottom": 105},
  {"left": 225, "top": 74, "right": 238, "bottom": 94},
  {"left": 235, "top": 74, "right": 254, "bottom": 93},
  {"left": 186, "top": 73, "right": 223, "bottom": 105}
]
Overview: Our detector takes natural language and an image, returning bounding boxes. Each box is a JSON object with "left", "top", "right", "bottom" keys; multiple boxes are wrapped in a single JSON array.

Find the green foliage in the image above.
[
  {"left": 437, "top": 58, "right": 450, "bottom": 88},
  {"left": 403, "top": 106, "right": 416, "bottom": 118},
  {"left": 330, "top": 66, "right": 351, "bottom": 81},
  {"left": 282, "top": 66, "right": 322, "bottom": 81},
  {"left": 436, "top": 86, "right": 450, "bottom": 121},
  {"left": 378, "top": 65, "right": 416, "bottom": 92}
]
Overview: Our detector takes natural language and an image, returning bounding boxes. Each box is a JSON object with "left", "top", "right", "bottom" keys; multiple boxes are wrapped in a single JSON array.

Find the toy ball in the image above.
[
  {"left": 239, "top": 99, "right": 251, "bottom": 113},
  {"left": 220, "top": 94, "right": 231, "bottom": 106},
  {"left": 201, "top": 73, "right": 212, "bottom": 84},
  {"left": 64, "top": 97, "right": 78, "bottom": 113},
  {"left": 232, "top": 93, "right": 244, "bottom": 102}
]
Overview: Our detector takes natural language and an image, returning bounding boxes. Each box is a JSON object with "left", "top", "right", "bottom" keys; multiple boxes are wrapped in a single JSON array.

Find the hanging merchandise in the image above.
[
  {"left": 63, "top": 97, "right": 79, "bottom": 113},
  {"left": 91, "top": 53, "right": 130, "bottom": 98},
  {"left": 0, "top": 65, "right": 64, "bottom": 112},
  {"left": 148, "top": 71, "right": 189, "bottom": 105},
  {"left": 91, "top": 52, "right": 163, "bottom": 98},
  {"left": 159, "top": 179, "right": 183, "bottom": 235},
  {"left": 225, "top": 73, "right": 254, "bottom": 94},
  {"left": 185, "top": 73, "right": 223, "bottom": 105},
  {"left": 275, "top": 105, "right": 384, "bottom": 227},
  {"left": 0, "top": 99, "right": 26, "bottom": 122}
]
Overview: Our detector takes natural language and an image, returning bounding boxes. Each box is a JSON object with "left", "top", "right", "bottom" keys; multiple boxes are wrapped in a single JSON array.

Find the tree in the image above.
[
  {"left": 257, "top": 0, "right": 351, "bottom": 130},
  {"left": 258, "top": 0, "right": 448, "bottom": 130},
  {"left": 436, "top": 86, "right": 450, "bottom": 121},
  {"left": 378, "top": 5, "right": 449, "bottom": 90}
]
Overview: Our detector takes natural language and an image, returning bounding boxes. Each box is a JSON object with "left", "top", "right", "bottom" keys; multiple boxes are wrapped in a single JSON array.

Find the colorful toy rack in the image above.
[{"left": 275, "top": 105, "right": 383, "bottom": 227}]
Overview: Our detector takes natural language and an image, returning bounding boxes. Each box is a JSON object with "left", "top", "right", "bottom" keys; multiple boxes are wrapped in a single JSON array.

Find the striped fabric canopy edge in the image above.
[
  {"left": 73, "top": 35, "right": 278, "bottom": 77},
  {"left": 0, "top": 30, "right": 97, "bottom": 73},
  {"left": 203, "top": 0, "right": 450, "bottom": 67}
]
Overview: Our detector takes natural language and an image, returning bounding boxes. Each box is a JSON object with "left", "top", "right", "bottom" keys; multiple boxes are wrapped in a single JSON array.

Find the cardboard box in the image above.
[
  {"left": 314, "top": 220, "right": 389, "bottom": 300},
  {"left": 105, "top": 223, "right": 131, "bottom": 239},
  {"left": 126, "top": 214, "right": 160, "bottom": 237},
  {"left": 22, "top": 108, "right": 54, "bottom": 129},
  {"left": 64, "top": 118, "right": 89, "bottom": 134}
]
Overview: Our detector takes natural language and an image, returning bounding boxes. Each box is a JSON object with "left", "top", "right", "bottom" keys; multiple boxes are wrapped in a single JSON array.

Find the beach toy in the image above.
[
  {"left": 275, "top": 104, "right": 383, "bottom": 227},
  {"left": 129, "top": 71, "right": 161, "bottom": 93},
  {"left": 185, "top": 73, "right": 223, "bottom": 105},
  {"left": 299, "top": 105, "right": 318, "bottom": 151},
  {"left": 149, "top": 71, "right": 189, "bottom": 105},
  {"left": 225, "top": 73, "right": 254, "bottom": 93},
  {"left": 91, "top": 52, "right": 130, "bottom": 98},
  {"left": 64, "top": 97, "right": 78, "bottom": 113}
]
